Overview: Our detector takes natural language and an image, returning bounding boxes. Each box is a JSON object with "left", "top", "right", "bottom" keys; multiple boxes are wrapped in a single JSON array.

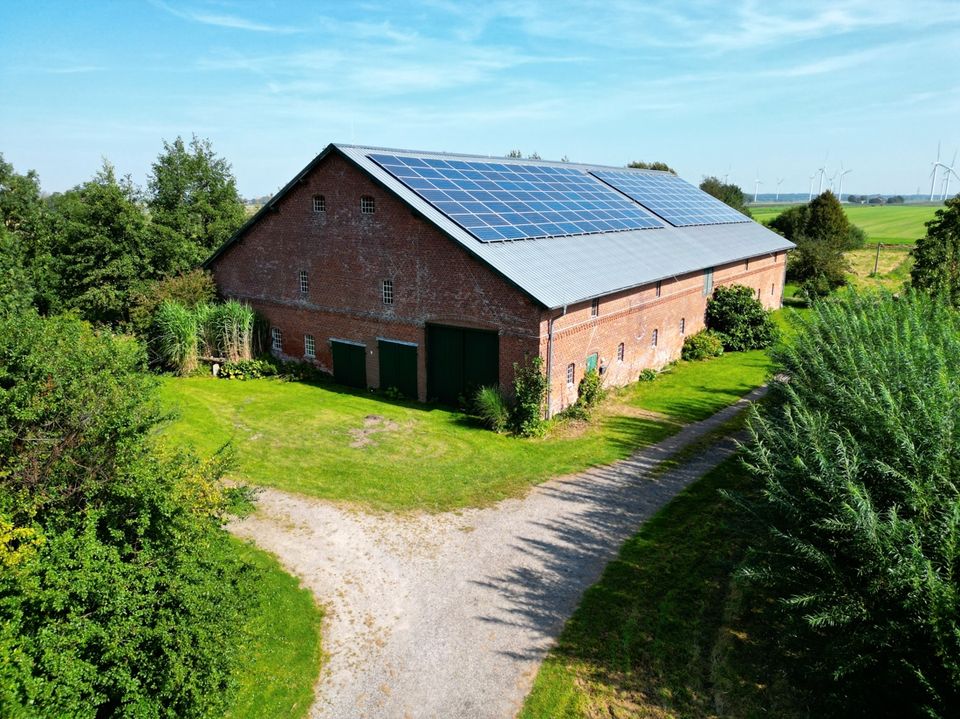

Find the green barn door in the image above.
[
  {"left": 331, "top": 340, "right": 367, "bottom": 389},
  {"left": 378, "top": 340, "right": 418, "bottom": 399},
  {"left": 427, "top": 325, "right": 499, "bottom": 405}
]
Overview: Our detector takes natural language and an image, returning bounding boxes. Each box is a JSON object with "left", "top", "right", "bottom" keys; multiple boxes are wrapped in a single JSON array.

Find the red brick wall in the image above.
[
  {"left": 210, "top": 151, "right": 542, "bottom": 400},
  {"left": 538, "top": 252, "right": 787, "bottom": 415}
]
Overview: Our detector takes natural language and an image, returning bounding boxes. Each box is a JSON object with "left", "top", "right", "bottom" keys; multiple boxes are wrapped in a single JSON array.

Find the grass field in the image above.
[
  {"left": 158, "top": 344, "right": 775, "bottom": 512},
  {"left": 519, "top": 456, "right": 804, "bottom": 719},
  {"left": 750, "top": 202, "right": 939, "bottom": 245},
  {"left": 227, "top": 540, "right": 323, "bottom": 719}
]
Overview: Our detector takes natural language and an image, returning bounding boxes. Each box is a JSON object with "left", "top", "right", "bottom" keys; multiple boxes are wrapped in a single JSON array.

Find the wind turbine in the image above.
[
  {"left": 775, "top": 177, "right": 784, "bottom": 202},
  {"left": 930, "top": 142, "right": 942, "bottom": 201},
  {"left": 754, "top": 174, "right": 763, "bottom": 203},
  {"left": 828, "top": 170, "right": 838, "bottom": 194},
  {"left": 940, "top": 150, "right": 958, "bottom": 200},
  {"left": 817, "top": 164, "right": 826, "bottom": 194},
  {"left": 808, "top": 174, "right": 816, "bottom": 201},
  {"left": 837, "top": 163, "right": 852, "bottom": 202}
]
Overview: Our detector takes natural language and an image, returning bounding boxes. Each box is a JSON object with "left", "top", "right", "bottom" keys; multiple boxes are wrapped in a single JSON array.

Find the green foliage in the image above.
[
  {"left": 681, "top": 329, "right": 724, "bottom": 360},
  {"left": 153, "top": 300, "right": 199, "bottom": 375},
  {"left": 0, "top": 311, "right": 257, "bottom": 717},
  {"left": 638, "top": 368, "right": 657, "bottom": 382},
  {"left": 910, "top": 195, "right": 960, "bottom": 307},
  {"left": 739, "top": 290, "right": 960, "bottom": 716},
  {"left": 705, "top": 284, "right": 778, "bottom": 351},
  {"left": 0, "top": 154, "right": 53, "bottom": 313},
  {"left": 219, "top": 359, "right": 277, "bottom": 381},
  {"left": 511, "top": 356, "right": 549, "bottom": 437},
  {"left": 210, "top": 300, "right": 259, "bottom": 363},
  {"left": 576, "top": 369, "right": 605, "bottom": 409},
  {"left": 147, "top": 135, "right": 246, "bottom": 268},
  {"left": 0, "top": 227, "right": 33, "bottom": 316},
  {"left": 627, "top": 160, "right": 676, "bottom": 174},
  {"left": 473, "top": 385, "right": 510, "bottom": 433},
  {"left": 129, "top": 269, "right": 217, "bottom": 338},
  {"left": 698, "top": 176, "right": 752, "bottom": 217}
]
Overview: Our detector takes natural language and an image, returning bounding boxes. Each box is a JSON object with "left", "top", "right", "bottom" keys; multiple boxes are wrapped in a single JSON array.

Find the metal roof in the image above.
[
  {"left": 207, "top": 143, "right": 794, "bottom": 310},
  {"left": 337, "top": 144, "right": 794, "bottom": 308}
]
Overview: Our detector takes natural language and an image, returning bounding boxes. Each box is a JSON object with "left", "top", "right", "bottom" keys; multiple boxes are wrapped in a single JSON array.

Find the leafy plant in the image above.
[
  {"left": 638, "top": 368, "right": 657, "bottom": 382},
  {"left": 219, "top": 358, "right": 276, "bottom": 380},
  {"left": 705, "top": 284, "right": 778, "bottom": 351},
  {"left": 577, "top": 368, "right": 605, "bottom": 410},
  {"left": 910, "top": 195, "right": 960, "bottom": 307},
  {"left": 153, "top": 299, "right": 199, "bottom": 374},
  {"left": 681, "top": 330, "right": 724, "bottom": 361},
  {"left": 511, "top": 356, "right": 548, "bottom": 437},
  {"left": 473, "top": 385, "right": 510, "bottom": 433}
]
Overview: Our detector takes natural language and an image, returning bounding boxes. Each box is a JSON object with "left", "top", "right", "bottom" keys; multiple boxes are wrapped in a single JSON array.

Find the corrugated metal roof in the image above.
[{"left": 336, "top": 144, "right": 794, "bottom": 309}]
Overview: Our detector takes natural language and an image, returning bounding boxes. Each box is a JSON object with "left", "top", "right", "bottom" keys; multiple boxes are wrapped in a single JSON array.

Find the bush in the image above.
[
  {"left": 129, "top": 269, "right": 216, "bottom": 337},
  {"left": 0, "top": 310, "right": 257, "bottom": 717},
  {"left": 705, "top": 284, "right": 778, "bottom": 351},
  {"left": 510, "top": 356, "right": 548, "bottom": 437},
  {"left": 473, "top": 385, "right": 510, "bottom": 433},
  {"left": 152, "top": 299, "right": 199, "bottom": 374},
  {"left": 576, "top": 369, "right": 605, "bottom": 411},
  {"left": 638, "top": 368, "right": 657, "bottom": 382},
  {"left": 737, "top": 290, "right": 960, "bottom": 716},
  {"left": 219, "top": 358, "right": 277, "bottom": 380},
  {"left": 681, "top": 330, "right": 724, "bottom": 361}
]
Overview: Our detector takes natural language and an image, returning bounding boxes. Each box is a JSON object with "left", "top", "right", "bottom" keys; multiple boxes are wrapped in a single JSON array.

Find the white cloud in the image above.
[{"left": 149, "top": 0, "right": 303, "bottom": 33}]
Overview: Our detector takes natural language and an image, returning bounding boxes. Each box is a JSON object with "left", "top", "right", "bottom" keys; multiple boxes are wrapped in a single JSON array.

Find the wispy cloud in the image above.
[{"left": 150, "top": 0, "right": 302, "bottom": 33}]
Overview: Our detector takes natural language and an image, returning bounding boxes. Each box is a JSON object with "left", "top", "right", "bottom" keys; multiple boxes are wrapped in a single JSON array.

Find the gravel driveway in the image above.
[{"left": 230, "top": 388, "right": 764, "bottom": 719}]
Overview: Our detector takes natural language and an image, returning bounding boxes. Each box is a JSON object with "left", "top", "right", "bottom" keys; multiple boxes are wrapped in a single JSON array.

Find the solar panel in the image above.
[
  {"left": 368, "top": 154, "right": 663, "bottom": 242},
  {"left": 590, "top": 170, "right": 751, "bottom": 227}
]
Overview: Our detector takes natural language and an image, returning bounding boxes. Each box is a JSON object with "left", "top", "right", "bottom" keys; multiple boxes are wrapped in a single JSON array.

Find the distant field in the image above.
[{"left": 750, "top": 203, "right": 940, "bottom": 245}]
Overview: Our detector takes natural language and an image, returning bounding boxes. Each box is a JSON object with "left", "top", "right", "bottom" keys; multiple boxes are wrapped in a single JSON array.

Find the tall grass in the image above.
[
  {"left": 212, "top": 300, "right": 256, "bottom": 362},
  {"left": 153, "top": 300, "right": 198, "bottom": 375},
  {"left": 194, "top": 302, "right": 217, "bottom": 358},
  {"left": 473, "top": 385, "right": 510, "bottom": 433}
]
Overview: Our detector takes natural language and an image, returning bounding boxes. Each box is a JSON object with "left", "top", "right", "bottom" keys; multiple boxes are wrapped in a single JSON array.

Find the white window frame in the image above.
[
  {"left": 651, "top": 328, "right": 659, "bottom": 347},
  {"left": 617, "top": 342, "right": 624, "bottom": 362},
  {"left": 313, "top": 195, "right": 326, "bottom": 213},
  {"left": 566, "top": 363, "right": 575, "bottom": 385},
  {"left": 590, "top": 298, "right": 599, "bottom": 317},
  {"left": 304, "top": 334, "right": 316, "bottom": 358},
  {"left": 703, "top": 267, "right": 714, "bottom": 296},
  {"left": 299, "top": 270, "right": 309, "bottom": 294},
  {"left": 361, "top": 195, "right": 375, "bottom": 214},
  {"left": 271, "top": 327, "right": 283, "bottom": 352},
  {"left": 382, "top": 279, "right": 394, "bottom": 305},
  {"left": 680, "top": 317, "right": 686, "bottom": 335}
]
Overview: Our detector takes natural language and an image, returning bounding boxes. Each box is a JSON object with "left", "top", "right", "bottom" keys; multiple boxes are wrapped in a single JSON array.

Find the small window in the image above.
[
  {"left": 382, "top": 279, "right": 394, "bottom": 305},
  {"left": 271, "top": 327, "right": 282, "bottom": 352},
  {"left": 617, "top": 342, "right": 625, "bottom": 362},
  {"left": 655, "top": 280, "right": 662, "bottom": 298},
  {"left": 745, "top": 258, "right": 750, "bottom": 271},
  {"left": 680, "top": 317, "right": 686, "bottom": 335},
  {"left": 591, "top": 298, "right": 599, "bottom": 317},
  {"left": 566, "top": 363, "right": 575, "bottom": 385},
  {"left": 651, "top": 328, "right": 659, "bottom": 347},
  {"left": 304, "top": 334, "right": 316, "bottom": 358},
  {"left": 361, "top": 195, "right": 375, "bottom": 214},
  {"left": 771, "top": 283, "right": 775, "bottom": 296},
  {"left": 757, "top": 287, "right": 761, "bottom": 299},
  {"left": 299, "top": 270, "right": 309, "bottom": 294},
  {"left": 703, "top": 267, "right": 714, "bottom": 296},
  {"left": 313, "top": 195, "right": 326, "bottom": 213}
]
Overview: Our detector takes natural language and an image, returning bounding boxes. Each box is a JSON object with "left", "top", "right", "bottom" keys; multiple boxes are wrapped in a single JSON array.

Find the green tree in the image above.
[
  {"left": 628, "top": 160, "right": 676, "bottom": 174},
  {"left": 0, "top": 311, "right": 257, "bottom": 717},
  {"left": 147, "top": 135, "right": 245, "bottom": 268},
  {"left": 44, "top": 162, "right": 155, "bottom": 325},
  {"left": 738, "top": 291, "right": 960, "bottom": 717},
  {"left": 698, "top": 176, "right": 752, "bottom": 217},
  {"left": 704, "top": 284, "right": 777, "bottom": 350},
  {"left": 0, "top": 228, "right": 32, "bottom": 315},
  {"left": 910, "top": 195, "right": 960, "bottom": 307}
]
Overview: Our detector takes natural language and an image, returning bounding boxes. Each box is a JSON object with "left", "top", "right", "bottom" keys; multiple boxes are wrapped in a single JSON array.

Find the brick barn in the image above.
[{"left": 206, "top": 144, "right": 793, "bottom": 416}]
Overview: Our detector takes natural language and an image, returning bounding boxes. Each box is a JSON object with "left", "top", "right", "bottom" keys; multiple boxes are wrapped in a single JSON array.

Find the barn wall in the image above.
[
  {"left": 210, "top": 151, "right": 542, "bottom": 401},
  {"left": 539, "top": 252, "right": 787, "bottom": 416}
]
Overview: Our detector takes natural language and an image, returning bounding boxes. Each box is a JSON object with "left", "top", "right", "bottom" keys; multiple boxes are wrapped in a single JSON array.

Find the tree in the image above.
[
  {"left": 910, "top": 195, "right": 960, "bottom": 307},
  {"left": 704, "top": 284, "right": 777, "bottom": 350},
  {"left": 0, "top": 227, "right": 32, "bottom": 314},
  {"left": 699, "top": 176, "right": 752, "bottom": 217},
  {"left": 628, "top": 160, "right": 676, "bottom": 174},
  {"left": 0, "top": 311, "right": 257, "bottom": 716},
  {"left": 738, "top": 290, "right": 960, "bottom": 717},
  {"left": 147, "top": 135, "right": 245, "bottom": 268}
]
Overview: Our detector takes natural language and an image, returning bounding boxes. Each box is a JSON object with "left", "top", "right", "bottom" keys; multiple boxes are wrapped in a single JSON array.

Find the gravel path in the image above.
[{"left": 230, "top": 387, "right": 765, "bottom": 719}]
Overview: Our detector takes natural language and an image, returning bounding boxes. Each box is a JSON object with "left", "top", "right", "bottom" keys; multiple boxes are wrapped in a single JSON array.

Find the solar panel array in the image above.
[
  {"left": 590, "top": 170, "right": 751, "bottom": 227},
  {"left": 368, "top": 153, "right": 663, "bottom": 242}
]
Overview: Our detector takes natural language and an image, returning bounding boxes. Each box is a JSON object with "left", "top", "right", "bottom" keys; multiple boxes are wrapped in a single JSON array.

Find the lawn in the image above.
[
  {"left": 750, "top": 202, "right": 939, "bottom": 245},
  {"left": 226, "top": 539, "right": 323, "bottom": 719},
  {"left": 158, "top": 343, "right": 774, "bottom": 512},
  {"left": 519, "top": 456, "right": 805, "bottom": 719}
]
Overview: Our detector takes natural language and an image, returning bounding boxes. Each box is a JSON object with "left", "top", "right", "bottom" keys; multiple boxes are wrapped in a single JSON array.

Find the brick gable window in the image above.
[
  {"left": 361, "top": 195, "right": 376, "bottom": 214},
  {"left": 566, "top": 363, "right": 575, "bottom": 385},
  {"left": 304, "top": 334, "right": 316, "bottom": 358},
  {"left": 655, "top": 280, "right": 661, "bottom": 298},
  {"left": 299, "top": 270, "right": 309, "bottom": 294},
  {"left": 680, "top": 317, "right": 686, "bottom": 334},
  {"left": 271, "top": 327, "right": 283, "bottom": 352},
  {"left": 591, "top": 298, "right": 599, "bottom": 317},
  {"left": 651, "top": 328, "right": 659, "bottom": 347},
  {"left": 771, "top": 283, "right": 775, "bottom": 296},
  {"left": 313, "top": 195, "right": 326, "bottom": 213},
  {"left": 617, "top": 342, "right": 624, "bottom": 362},
  {"left": 382, "top": 279, "right": 394, "bottom": 305}
]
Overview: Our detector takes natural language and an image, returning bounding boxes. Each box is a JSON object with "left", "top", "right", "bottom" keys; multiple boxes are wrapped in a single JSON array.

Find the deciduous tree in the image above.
[
  {"left": 910, "top": 195, "right": 960, "bottom": 307},
  {"left": 699, "top": 176, "right": 752, "bottom": 217}
]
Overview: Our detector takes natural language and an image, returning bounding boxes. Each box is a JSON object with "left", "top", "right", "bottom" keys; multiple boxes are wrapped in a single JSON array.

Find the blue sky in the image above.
[{"left": 2, "top": 1, "right": 959, "bottom": 198}]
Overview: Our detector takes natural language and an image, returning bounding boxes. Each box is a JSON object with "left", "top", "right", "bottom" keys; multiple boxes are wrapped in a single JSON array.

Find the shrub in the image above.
[
  {"left": 209, "top": 299, "right": 257, "bottom": 362},
  {"left": 152, "top": 299, "right": 199, "bottom": 374},
  {"left": 737, "top": 290, "right": 960, "bottom": 716},
  {"left": 705, "top": 284, "right": 778, "bottom": 351},
  {"left": 129, "top": 269, "right": 216, "bottom": 337},
  {"left": 681, "top": 330, "right": 724, "bottom": 361},
  {"left": 473, "top": 385, "right": 510, "bottom": 433},
  {"left": 219, "top": 358, "right": 276, "bottom": 380},
  {"left": 511, "top": 356, "right": 548, "bottom": 437},
  {"left": 638, "top": 368, "right": 657, "bottom": 382},
  {"left": 555, "top": 402, "right": 590, "bottom": 422},
  {"left": 577, "top": 368, "right": 605, "bottom": 409},
  {"left": 0, "top": 310, "right": 256, "bottom": 717}
]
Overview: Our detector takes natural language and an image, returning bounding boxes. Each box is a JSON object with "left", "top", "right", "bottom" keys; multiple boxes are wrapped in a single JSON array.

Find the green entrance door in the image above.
[
  {"left": 586, "top": 353, "right": 598, "bottom": 373},
  {"left": 427, "top": 325, "right": 499, "bottom": 404},
  {"left": 378, "top": 340, "right": 418, "bottom": 399},
  {"left": 331, "top": 340, "right": 367, "bottom": 389}
]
